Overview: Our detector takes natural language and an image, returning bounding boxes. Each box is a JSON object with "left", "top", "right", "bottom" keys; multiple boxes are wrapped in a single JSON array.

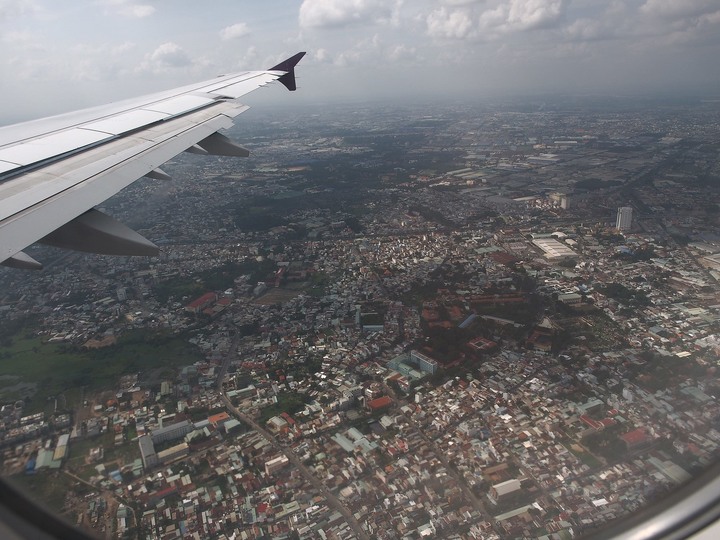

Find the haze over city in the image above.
[
  {"left": 2, "top": 1, "right": 720, "bottom": 539},
  {"left": 2, "top": 0, "right": 720, "bottom": 123}
]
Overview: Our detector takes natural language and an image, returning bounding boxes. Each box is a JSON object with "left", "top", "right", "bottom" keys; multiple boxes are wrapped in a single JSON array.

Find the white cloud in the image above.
[
  {"left": 635, "top": 0, "right": 720, "bottom": 48},
  {"left": 441, "top": 0, "right": 483, "bottom": 5},
  {"left": 1, "top": 29, "right": 43, "bottom": 48},
  {"left": 112, "top": 41, "right": 135, "bottom": 55},
  {"left": 101, "top": 0, "right": 155, "bottom": 19},
  {"left": 426, "top": 7, "right": 476, "bottom": 39},
  {"left": 220, "top": 22, "right": 250, "bottom": 41},
  {"left": 426, "top": 0, "right": 567, "bottom": 41},
  {"left": 640, "top": 0, "right": 719, "bottom": 19},
  {"left": 313, "top": 48, "right": 331, "bottom": 62},
  {"left": 506, "top": 0, "right": 565, "bottom": 31},
  {"left": 0, "top": 0, "right": 39, "bottom": 21},
  {"left": 387, "top": 44, "right": 416, "bottom": 62},
  {"left": 150, "top": 42, "right": 190, "bottom": 67},
  {"left": 325, "top": 35, "right": 420, "bottom": 68},
  {"left": 299, "top": 0, "right": 401, "bottom": 29},
  {"left": 235, "top": 46, "right": 259, "bottom": 69},
  {"left": 564, "top": 18, "right": 615, "bottom": 42},
  {"left": 137, "top": 42, "right": 191, "bottom": 73}
]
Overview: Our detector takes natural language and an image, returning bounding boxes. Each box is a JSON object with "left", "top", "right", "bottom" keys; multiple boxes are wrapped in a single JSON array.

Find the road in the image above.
[{"left": 216, "top": 332, "right": 241, "bottom": 388}]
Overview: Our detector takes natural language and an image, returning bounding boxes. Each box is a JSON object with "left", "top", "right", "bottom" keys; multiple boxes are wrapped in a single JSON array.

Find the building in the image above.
[
  {"left": 620, "top": 427, "right": 651, "bottom": 451},
  {"left": 549, "top": 192, "right": 570, "bottom": 209},
  {"left": 488, "top": 478, "right": 521, "bottom": 503},
  {"left": 138, "top": 435, "right": 158, "bottom": 469},
  {"left": 410, "top": 350, "right": 438, "bottom": 375},
  {"left": 157, "top": 442, "right": 189, "bottom": 464},
  {"left": 368, "top": 396, "right": 393, "bottom": 412},
  {"left": 532, "top": 238, "right": 577, "bottom": 260},
  {"left": 264, "top": 455, "right": 289, "bottom": 475},
  {"left": 208, "top": 412, "right": 231, "bottom": 427},
  {"left": 52, "top": 434, "right": 70, "bottom": 462},
  {"left": 150, "top": 419, "right": 194, "bottom": 445},
  {"left": 558, "top": 292, "right": 583, "bottom": 305},
  {"left": 185, "top": 292, "right": 217, "bottom": 314},
  {"left": 702, "top": 252, "right": 720, "bottom": 272},
  {"left": 267, "top": 415, "right": 289, "bottom": 433},
  {"left": 616, "top": 206, "right": 633, "bottom": 231},
  {"left": 228, "top": 384, "right": 257, "bottom": 400}
]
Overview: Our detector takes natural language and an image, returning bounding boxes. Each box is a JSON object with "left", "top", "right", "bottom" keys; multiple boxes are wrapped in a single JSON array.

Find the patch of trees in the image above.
[
  {"left": 612, "top": 246, "right": 656, "bottom": 262},
  {"left": 407, "top": 204, "right": 455, "bottom": 228},
  {"left": 596, "top": 282, "right": 651, "bottom": 306},
  {"left": 583, "top": 425, "right": 626, "bottom": 462}
]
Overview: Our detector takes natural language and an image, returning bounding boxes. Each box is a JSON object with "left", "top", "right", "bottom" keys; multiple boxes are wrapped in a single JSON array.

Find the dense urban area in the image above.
[{"left": 1, "top": 96, "right": 720, "bottom": 539}]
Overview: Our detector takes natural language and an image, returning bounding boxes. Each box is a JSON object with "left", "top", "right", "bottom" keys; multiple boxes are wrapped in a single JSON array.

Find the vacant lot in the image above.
[
  {"left": 254, "top": 288, "right": 302, "bottom": 305},
  {"left": 0, "top": 329, "right": 203, "bottom": 413}
]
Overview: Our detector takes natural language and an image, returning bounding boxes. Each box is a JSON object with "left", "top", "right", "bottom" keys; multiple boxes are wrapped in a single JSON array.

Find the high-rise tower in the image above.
[{"left": 616, "top": 207, "right": 632, "bottom": 231}]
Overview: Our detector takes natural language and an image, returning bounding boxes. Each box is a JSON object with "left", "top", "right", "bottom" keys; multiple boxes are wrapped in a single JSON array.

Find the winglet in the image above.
[{"left": 269, "top": 52, "right": 306, "bottom": 91}]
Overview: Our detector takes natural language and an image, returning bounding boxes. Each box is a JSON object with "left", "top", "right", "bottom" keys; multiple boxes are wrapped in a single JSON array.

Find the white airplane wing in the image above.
[{"left": 0, "top": 52, "right": 306, "bottom": 269}]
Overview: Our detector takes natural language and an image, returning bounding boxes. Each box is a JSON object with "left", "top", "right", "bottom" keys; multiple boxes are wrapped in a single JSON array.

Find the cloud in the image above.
[
  {"left": 149, "top": 42, "right": 190, "bottom": 67},
  {"left": 640, "top": 0, "right": 719, "bottom": 20},
  {"left": 636, "top": 0, "right": 720, "bottom": 48},
  {"left": 220, "top": 22, "right": 250, "bottom": 41},
  {"left": 427, "top": 8, "right": 476, "bottom": 39},
  {"left": 112, "top": 41, "right": 136, "bottom": 55},
  {"left": 387, "top": 44, "right": 417, "bottom": 62},
  {"left": 506, "top": 0, "right": 566, "bottom": 31},
  {"left": 564, "top": 18, "right": 614, "bottom": 42},
  {"left": 0, "top": 29, "right": 43, "bottom": 49},
  {"left": 313, "top": 48, "right": 331, "bottom": 62},
  {"left": 299, "top": 0, "right": 401, "bottom": 29},
  {"left": 322, "top": 35, "right": 420, "bottom": 68},
  {"left": 441, "top": 0, "right": 483, "bottom": 5},
  {"left": 138, "top": 42, "right": 191, "bottom": 73},
  {"left": 426, "top": 0, "right": 567, "bottom": 40},
  {"left": 101, "top": 0, "right": 155, "bottom": 18},
  {"left": 0, "top": 0, "right": 38, "bottom": 20}
]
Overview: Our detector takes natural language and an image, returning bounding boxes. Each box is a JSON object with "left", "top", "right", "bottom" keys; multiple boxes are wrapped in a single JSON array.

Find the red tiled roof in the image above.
[
  {"left": 187, "top": 292, "right": 216, "bottom": 309},
  {"left": 368, "top": 396, "right": 392, "bottom": 410},
  {"left": 621, "top": 428, "right": 648, "bottom": 446}
]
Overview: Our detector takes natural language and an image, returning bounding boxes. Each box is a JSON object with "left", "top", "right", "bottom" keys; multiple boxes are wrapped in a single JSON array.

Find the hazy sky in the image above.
[{"left": 1, "top": 0, "right": 720, "bottom": 123}]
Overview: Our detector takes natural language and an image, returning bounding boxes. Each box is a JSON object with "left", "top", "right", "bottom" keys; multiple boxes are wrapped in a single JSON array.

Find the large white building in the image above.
[
  {"left": 616, "top": 206, "right": 633, "bottom": 231},
  {"left": 410, "top": 350, "right": 438, "bottom": 374},
  {"left": 138, "top": 435, "right": 158, "bottom": 469},
  {"left": 532, "top": 238, "right": 577, "bottom": 260},
  {"left": 150, "top": 419, "right": 194, "bottom": 445}
]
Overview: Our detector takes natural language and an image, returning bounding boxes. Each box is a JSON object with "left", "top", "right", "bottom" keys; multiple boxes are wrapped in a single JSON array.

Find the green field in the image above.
[
  {"left": 8, "top": 472, "right": 76, "bottom": 514},
  {"left": 0, "top": 328, "right": 203, "bottom": 413}
]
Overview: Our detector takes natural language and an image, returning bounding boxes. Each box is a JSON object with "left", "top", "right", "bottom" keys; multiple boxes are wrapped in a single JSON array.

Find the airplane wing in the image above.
[{"left": 0, "top": 52, "right": 306, "bottom": 269}]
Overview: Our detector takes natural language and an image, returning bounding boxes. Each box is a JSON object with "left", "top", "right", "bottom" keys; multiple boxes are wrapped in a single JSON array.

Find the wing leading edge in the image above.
[{"left": 0, "top": 51, "right": 306, "bottom": 269}]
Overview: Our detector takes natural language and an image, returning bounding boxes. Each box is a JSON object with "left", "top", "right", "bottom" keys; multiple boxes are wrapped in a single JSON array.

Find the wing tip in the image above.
[{"left": 269, "top": 52, "right": 307, "bottom": 91}]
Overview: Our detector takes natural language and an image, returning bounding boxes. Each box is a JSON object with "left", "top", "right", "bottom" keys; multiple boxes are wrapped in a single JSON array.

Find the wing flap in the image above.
[
  {"left": 0, "top": 128, "right": 110, "bottom": 167},
  {"left": 40, "top": 209, "right": 158, "bottom": 256},
  {"left": 83, "top": 109, "right": 170, "bottom": 135},
  {"left": 1, "top": 251, "right": 42, "bottom": 270},
  {"left": 142, "top": 94, "right": 216, "bottom": 115}
]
